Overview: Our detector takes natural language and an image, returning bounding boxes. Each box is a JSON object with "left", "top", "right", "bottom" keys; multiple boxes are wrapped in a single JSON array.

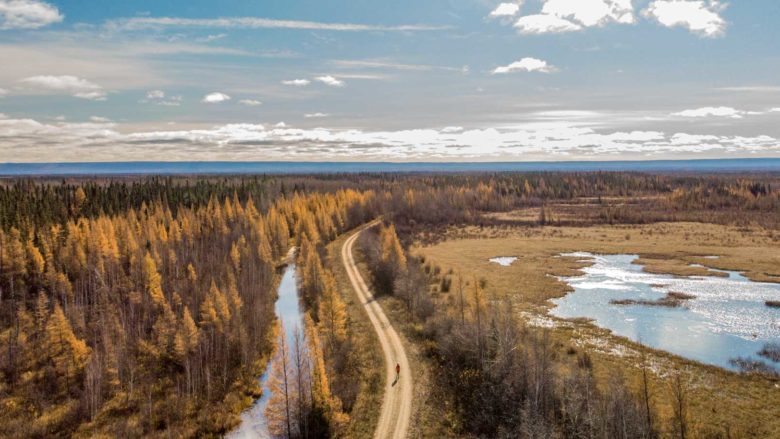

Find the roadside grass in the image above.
[
  {"left": 327, "top": 229, "right": 384, "bottom": 439},
  {"left": 413, "top": 221, "right": 780, "bottom": 438}
]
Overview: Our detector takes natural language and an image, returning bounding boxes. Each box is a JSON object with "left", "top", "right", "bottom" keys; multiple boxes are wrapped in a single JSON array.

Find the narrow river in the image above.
[{"left": 227, "top": 262, "right": 304, "bottom": 439}]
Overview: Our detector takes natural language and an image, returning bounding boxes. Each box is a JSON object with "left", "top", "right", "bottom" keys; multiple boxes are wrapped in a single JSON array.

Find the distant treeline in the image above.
[
  {"left": 0, "top": 176, "right": 367, "bottom": 232},
  {"left": 4, "top": 173, "right": 778, "bottom": 233}
]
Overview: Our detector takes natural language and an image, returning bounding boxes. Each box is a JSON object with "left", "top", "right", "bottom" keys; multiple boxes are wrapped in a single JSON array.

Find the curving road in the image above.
[{"left": 342, "top": 226, "right": 412, "bottom": 439}]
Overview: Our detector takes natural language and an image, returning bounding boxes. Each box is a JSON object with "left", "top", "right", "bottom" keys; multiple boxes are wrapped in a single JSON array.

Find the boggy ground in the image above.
[{"left": 414, "top": 220, "right": 780, "bottom": 438}]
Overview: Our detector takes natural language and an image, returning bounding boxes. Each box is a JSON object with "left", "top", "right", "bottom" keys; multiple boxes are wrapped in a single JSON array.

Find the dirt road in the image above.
[{"left": 342, "top": 227, "right": 412, "bottom": 439}]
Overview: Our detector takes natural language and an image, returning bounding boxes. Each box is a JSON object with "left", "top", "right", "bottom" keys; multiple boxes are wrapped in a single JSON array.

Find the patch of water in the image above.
[
  {"left": 551, "top": 253, "right": 780, "bottom": 371},
  {"left": 228, "top": 263, "right": 303, "bottom": 439},
  {"left": 490, "top": 256, "right": 517, "bottom": 266}
]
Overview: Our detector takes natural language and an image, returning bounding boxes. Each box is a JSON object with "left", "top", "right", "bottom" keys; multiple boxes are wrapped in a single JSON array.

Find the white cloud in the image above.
[
  {"left": 200, "top": 33, "right": 227, "bottom": 42},
  {"left": 239, "top": 99, "right": 262, "bottom": 106},
  {"left": 304, "top": 112, "right": 329, "bottom": 118},
  {"left": 770, "top": 108, "right": 780, "bottom": 113},
  {"left": 282, "top": 79, "right": 310, "bottom": 86},
  {"left": 157, "top": 100, "right": 181, "bottom": 107},
  {"left": 146, "top": 90, "right": 165, "bottom": 99},
  {"left": 19, "top": 75, "right": 107, "bottom": 100},
  {"left": 0, "top": 87, "right": 7, "bottom": 97},
  {"left": 107, "top": 16, "right": 448, "bottom": 32},
  {"left": 73, "top": 91, "right": 107, "bottom": 100},
  {"left": 672, "top": 106, "right": 749, "bottom": 118},
  {"left": 0, "top": 0, "right": 62, "bottom": 30},
  {"left": 541, "top": 0, "right": 634, "bottom": 27},
  {"left": 493, "top": 57, "right": 558, "bottom": 74},
  {"left": 333, "top": 59, "right": 466, "bottom": 73},
  {"left": 202, "top": 92, "right": 231, "bottom": 103},
  {"left": 89, "top": 116, "right": 111, "bottom": 123},
  {"left": 314, "top": 75, "right": 345, "bottom": 87},
  {"left": 643, "top": 0, "right": 726, "bottom": 37},
  {"left": 490, "top": 2, "right": 522, "bottom": 18},
  {"left": 142, "top": 89, "right": 182, "bottom": 106},
  {"left": 513, "top": 14, "right": 582, "bottom": 34},
  {"left": 512, "top": 0, "right": 632, "bottom": 34}
]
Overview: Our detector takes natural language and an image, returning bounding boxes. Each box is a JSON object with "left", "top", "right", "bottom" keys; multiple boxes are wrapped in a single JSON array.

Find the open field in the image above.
[{"left": 414, "top": 220, "right": 780, "bottom": 438}]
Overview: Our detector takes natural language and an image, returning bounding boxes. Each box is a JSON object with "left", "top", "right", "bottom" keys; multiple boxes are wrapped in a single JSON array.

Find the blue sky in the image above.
[{"left": 1, "top": 0, "right": 779, "bottom": 162}]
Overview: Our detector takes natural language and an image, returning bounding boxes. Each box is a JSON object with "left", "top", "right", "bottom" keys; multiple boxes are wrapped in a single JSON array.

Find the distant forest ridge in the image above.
[{"left": 2, "top": 158, "right": 780, "bottom": 176}]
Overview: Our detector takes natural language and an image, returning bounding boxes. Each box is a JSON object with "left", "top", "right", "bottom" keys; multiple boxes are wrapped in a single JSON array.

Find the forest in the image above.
[
  {"left": 0, "top": 172, "right": 778, "bottom": 438},
  {"left": 0, "top": 177, "right": 378, "bottom": 437}
]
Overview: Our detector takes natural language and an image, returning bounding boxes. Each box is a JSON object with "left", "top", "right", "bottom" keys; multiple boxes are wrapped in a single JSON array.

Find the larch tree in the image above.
[
  {"left": 317, "top": 274, "right": 347, "bottom": 355},
  {"left": 3, "top": 228, "right": 27, "bottom": 301},
  {"left": 291, "top": 325, "right": 312, "bottom": 438},
  {"left": 265, "top": 322, "right": 296, "bottom": 439},
  {"left": 304, "top": 313, "right": 345, "bottom": 435},
  {"left": 45, "top": 303, "right": 90, "bottom": 395},
  {"left": 142, "top": 252, "right": 166, "bottom": 309}
]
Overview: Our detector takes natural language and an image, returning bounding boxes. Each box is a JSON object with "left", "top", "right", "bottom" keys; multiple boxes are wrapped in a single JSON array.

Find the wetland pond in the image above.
[
  {"left": 550, "top": 253, "right": 780, "bottom": 372},
  {"left": 490, "top": 256, "right": 518, "bottom": 267}
]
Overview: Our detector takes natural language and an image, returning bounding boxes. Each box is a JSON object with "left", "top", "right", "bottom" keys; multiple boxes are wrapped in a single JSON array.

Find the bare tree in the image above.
[{"left": 670, "top": 372, "right": 688, "bottom": 439}]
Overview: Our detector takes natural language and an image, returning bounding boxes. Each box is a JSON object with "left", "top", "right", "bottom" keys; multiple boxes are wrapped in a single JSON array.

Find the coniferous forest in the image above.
[
  {"left": 1, "top": 173, "right": 779, "bottom": 438},
  {"left": 0, "top": 177, "right": 377, "bottom": 437}
]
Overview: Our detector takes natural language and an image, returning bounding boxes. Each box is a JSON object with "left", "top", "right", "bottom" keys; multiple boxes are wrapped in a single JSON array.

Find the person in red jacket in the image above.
[{"left": 396, "top": 363, "right": 401, "bottom": 380}]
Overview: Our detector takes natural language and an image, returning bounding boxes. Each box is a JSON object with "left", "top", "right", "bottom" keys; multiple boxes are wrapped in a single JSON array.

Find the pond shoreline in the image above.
[{"left": 549, "top": 252, "right": 780, "bottom": 373}]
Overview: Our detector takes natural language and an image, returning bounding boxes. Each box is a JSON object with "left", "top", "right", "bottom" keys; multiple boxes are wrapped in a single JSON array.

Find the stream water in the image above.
[
  {"left": 227, "top": 263, "right": 304, "bottom": 439},
  {"left": 550, "top": 253, "right": 780, "bottom": 371}
]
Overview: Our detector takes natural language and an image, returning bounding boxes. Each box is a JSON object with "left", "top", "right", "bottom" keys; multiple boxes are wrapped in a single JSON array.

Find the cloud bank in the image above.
[
  {"left": 1, "top": 116, "right": 777, "bottom": 162},
  {"left": 672, "top": 106, "right": 763, "bottom": 118}
]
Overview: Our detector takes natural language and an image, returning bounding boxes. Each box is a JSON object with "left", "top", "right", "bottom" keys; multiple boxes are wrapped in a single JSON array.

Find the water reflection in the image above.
[{"left": 551, "top": 253, "right": 780, "bottom": 371}]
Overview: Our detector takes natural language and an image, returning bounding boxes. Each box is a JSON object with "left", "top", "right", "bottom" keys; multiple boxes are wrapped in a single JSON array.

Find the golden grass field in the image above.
[{"left": 413, "top": 218, "right": 780, "bottom": 438}]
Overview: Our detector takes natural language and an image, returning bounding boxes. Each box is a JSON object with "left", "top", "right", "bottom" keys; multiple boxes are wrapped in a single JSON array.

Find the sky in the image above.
[{"left": 1, "top": 0, "right": 779, "bottom": 162}]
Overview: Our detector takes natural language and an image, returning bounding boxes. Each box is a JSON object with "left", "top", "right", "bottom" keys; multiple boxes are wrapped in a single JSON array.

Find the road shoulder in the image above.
[{"left": 327, "top": 228, "right": 384, "bottom": 439}]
